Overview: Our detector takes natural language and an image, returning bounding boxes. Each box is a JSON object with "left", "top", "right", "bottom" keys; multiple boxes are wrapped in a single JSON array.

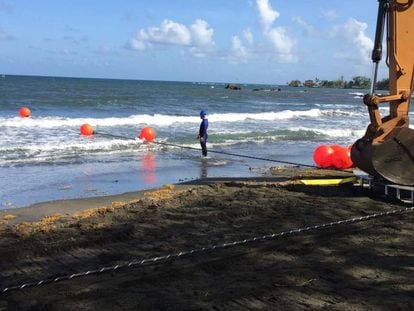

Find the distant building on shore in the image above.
[{"left": 303, "top": 80, "right": 316, "bottom": 87}]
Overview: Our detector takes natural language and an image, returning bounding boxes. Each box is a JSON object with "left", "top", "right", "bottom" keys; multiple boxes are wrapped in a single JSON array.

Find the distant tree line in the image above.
[
  {"left": 287, "top": 76, "right": 390, "bottom": 90},
  {"left": 375, "top": 78, "right": 389, "bottom": 90}
]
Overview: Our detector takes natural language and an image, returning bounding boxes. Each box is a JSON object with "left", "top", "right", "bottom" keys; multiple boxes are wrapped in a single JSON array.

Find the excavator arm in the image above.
[{"left": 351, "top": 0, "right": 414, "bottom": 185}]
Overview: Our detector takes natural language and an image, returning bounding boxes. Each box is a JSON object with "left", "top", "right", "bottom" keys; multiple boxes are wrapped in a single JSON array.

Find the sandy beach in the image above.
[{"left": 0, "top": 167, "right": 413, "bottom": 310}]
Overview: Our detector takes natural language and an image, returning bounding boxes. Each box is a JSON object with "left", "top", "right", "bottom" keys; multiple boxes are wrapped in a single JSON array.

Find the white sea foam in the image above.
[
  {"left": 320, "top": 109, "right": 364, "bottom": 117},
  {"left": 292, "top": 127, "right": 365, "bottom": 138},
  {"left": 0, "top": 138, "right": 145, "bottom": 165},
  {"left": 349, "top": 92, "right": 364, "bottom": 97},
  {"left": 211, "top": 109, "right": 323, "bottom": 122},
  {"left": 0, "top": 109, "right": 325, "bottom": 128},
  {"left": 0, "top": 122, "right": 367, "bottom": 163}
]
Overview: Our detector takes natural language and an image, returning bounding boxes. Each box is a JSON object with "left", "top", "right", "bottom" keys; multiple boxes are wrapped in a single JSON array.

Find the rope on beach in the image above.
[
  {"left": 94, "top": 131, "right": 347, "bottom": 171},
  {"left": 1, "top": 205, "right": 413, "bottom": 294}
]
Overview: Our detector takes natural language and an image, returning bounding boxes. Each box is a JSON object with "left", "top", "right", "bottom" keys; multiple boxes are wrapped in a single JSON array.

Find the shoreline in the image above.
[
  {"left": 0, "top": 165, "right": 354, "bottom": 225},
  {"left": 0, "top": 152, "right": 267, "bottom": 209},
  {"left": 0, "top": 165, "right": 351, "bottom": 225},
  {"left": 0, "top": 187, "right": 156, "bottom": 225},
  {"left": 0, "top": 176, "right": 290, "bottom": 225}
]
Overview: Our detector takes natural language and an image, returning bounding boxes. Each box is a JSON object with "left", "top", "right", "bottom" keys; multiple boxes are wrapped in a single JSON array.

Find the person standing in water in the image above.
[{"left": 198, "top": 110, "right": 208, "bottom": 157}]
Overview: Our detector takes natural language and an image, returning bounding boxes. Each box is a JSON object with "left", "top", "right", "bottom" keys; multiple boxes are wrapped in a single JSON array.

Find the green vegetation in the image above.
[
  {"left": 287, "top": 76, "right": 376, "bottom": 89},
  {"left": 375, "top": 78, "right": 389, "bottom": 90},
  {"left": 344, "top": 76, "right": 371, "bottom": 89},
  {"left": 288, "top": 80, "right": 302, "bottom": 87}
]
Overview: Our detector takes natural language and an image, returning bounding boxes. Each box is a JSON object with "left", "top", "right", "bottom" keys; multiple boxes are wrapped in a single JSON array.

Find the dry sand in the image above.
[{"left": 0, "top": 167, "right": 413, "bottom": 310}]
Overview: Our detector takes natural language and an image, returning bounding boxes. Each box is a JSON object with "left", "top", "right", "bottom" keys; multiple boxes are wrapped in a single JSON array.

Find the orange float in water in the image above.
[
  {"left": 139, "top": 127, "right": 156, "bottom": 142},
  {"left": 80, "top": 123, "right": 94, "bottom": 136},
  {"left": 19, "top": 107, "right": 31, "bottom": 118},
  {"left": 313, "top": 145, "right": 334, "bottom": 168}
]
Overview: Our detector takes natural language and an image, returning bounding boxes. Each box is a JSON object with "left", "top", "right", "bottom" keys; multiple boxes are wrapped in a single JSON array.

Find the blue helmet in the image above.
[{"left": 200, "top": 110, "right": 207, "bottom": 116}]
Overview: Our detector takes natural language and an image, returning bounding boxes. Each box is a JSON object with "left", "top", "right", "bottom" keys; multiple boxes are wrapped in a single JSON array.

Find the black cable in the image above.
[
  {"left": 93, "top": 131, "right": 318, "bottom": 168},
  {"left": 93, "top": 131, "right": 356, "bottom": 173},
  {"left": 93, "top": 131, "right": 135, "bottom": 141},
  {"left": 154, "top": 140, "right": 318, "bottom": 168}
]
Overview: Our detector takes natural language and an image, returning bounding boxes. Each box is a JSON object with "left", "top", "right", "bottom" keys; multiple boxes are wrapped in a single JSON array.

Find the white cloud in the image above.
[
  {"left": 256, "top": 0, "right": 279, "bottom": 31},
  {"left": 331, "top": 18, "right": 373, "bottom": 64},
  {"left": 266, "top": 27, "right": 296, "bottom": 61},
  {"left": 128, "top": 0, "right": 296, "bottom": 63},
  {"left": 230, "top": 35, "right": 249, "bottom": 62},
  {"left": 191, "top": 19, "right": 214, "bottom": 47},
  {"left": 128, "top": 19, "right": 215, "bottom": 57},
  {"left": 227, "top": 30, "right": 253, "bottom": 63},
  {"left": 292, "top": 16, "right": 316, "bottom": 36},
  {"left": 189, "top": 19, "right": 215, "bottom": 57},
  {"left": 243, "top": 28, "right": 254, "bottom": 45},
  {"left": 255, "top": 0, "right": 296, "bottom": 62},
  {"left": 129, "top": 37, "right": 146, "bottom": 51},
  {"left": 142, "top": 20, "right": 191, "bottom": 46}
]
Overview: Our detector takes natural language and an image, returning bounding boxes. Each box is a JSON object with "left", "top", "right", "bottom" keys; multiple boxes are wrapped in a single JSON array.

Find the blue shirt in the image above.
[{"left": 199, "top": 118, "right": 208, "bottom": 140}]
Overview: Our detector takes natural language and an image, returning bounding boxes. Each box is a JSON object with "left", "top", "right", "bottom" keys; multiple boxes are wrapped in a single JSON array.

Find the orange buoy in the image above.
[
  {"left": 313, "top": 145, "right": 334, "bottom": 168},
  {"left": 330, "top": 144, "right": 343, "bottom": 153},
  {"left": 331, "top": 146, "right": 353, "bottom": 169},
  {"left": 139, "top": 127, "right": 156, "bottom": 142},
  {"left": 80, "top": 123, "right": 94, "bottom": 136},
  {"left": 19, "top": 107, "right": 31, "bottom": 118}
]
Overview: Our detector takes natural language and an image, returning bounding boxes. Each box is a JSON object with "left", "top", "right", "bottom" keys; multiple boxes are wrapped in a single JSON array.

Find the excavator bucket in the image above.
[
  {"left": 372, "top": 127, "right": 414, "bottom": 185},
  {"left": 351, "top": 138, "right": 377, "bottom": 177},
  {"left": 351, "top": 127, "right": 414, "bottom": 185}
]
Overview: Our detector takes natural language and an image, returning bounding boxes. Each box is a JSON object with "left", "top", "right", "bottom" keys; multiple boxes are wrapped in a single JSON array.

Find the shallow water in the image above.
[{"left": 1, "top": 75, "right": 401, "bottom": 208}]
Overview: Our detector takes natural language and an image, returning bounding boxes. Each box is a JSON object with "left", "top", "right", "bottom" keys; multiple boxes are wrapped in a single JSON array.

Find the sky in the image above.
[{"left": 0, "top": 0, "right": 386, "bottom": 84}]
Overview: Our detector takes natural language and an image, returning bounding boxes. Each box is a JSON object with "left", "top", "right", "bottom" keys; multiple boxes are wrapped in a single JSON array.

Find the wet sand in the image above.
[{"left": 0, "top": 168, "right": 413, "bottom": 310}]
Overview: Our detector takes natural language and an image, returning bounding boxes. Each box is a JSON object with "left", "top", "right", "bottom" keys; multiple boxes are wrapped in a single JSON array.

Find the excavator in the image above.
[{"left": 351, "top": 0, "right": 414, "bottom": 185}]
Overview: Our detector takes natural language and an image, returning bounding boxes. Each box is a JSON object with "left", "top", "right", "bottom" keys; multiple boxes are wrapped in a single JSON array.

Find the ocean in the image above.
[{"left": 0, "top": 75, "right": 390, "bottom": 208}]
